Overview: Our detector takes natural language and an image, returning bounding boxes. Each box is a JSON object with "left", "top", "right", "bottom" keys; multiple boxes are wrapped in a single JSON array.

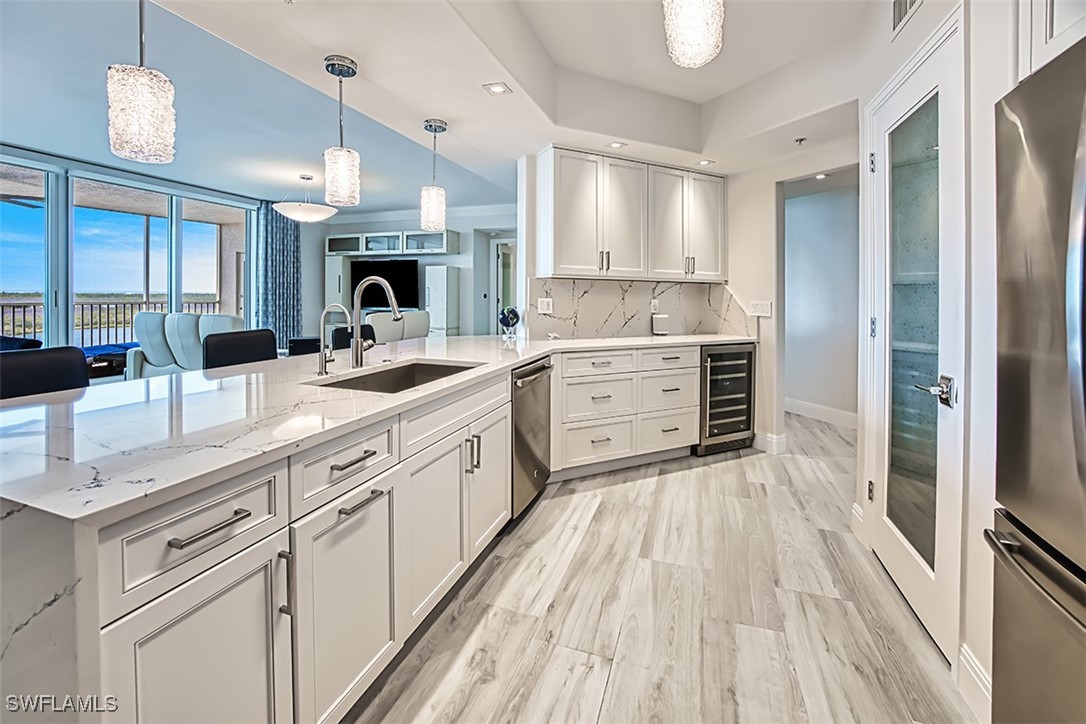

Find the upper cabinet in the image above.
[
  {"left": 1021, "top": 0, "right": 1086, "bottom": 76},
  {"left": 537, "top": 147, "right": 725, "bottom": 283},
  {"left": 325, "top": 230, "right": 459, "bottom": 256}
]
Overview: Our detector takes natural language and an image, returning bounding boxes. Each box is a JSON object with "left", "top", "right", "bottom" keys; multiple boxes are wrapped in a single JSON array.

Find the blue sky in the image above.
[{"left": 0, "top": 203, "right": 218, "bottom": 295}]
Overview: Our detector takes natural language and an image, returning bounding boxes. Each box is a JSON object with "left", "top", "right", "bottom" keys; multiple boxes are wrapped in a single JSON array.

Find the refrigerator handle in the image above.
[
  {"left": 984, "top": 528, "right": 1086, "bottom": 636},
  {"left": 1066, "top": 93, "right": 1086, "bottom": 491}
]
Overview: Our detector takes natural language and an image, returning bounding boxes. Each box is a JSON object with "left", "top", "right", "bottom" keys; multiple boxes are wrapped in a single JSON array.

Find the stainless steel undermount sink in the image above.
[{"left": 312, "top": 360, "right": 482, "bottom": 394}]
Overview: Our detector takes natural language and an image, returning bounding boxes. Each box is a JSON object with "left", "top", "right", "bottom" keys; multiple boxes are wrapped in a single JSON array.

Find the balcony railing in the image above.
[{"left": 1, "top": 300, "right": 221, "bottom": 348}]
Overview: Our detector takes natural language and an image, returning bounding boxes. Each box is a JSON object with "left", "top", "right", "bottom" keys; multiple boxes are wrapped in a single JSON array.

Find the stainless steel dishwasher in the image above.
[{"left": 512, "top": 358, "right": 552, "bottom": 517}]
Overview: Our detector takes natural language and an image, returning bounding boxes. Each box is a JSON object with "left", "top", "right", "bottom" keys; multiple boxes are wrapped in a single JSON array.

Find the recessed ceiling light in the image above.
[
  {"left": 483, "top": 82, "right": 512, "bottom": 95},
  {"left": 608, "top": 141, "right": 628, "bottom": 149},
  {"left": 698, "top": 159, "right": 715, "bottom": 166},
  {"left": 815, "top": 173, "right": 829, "bottom": 180}
]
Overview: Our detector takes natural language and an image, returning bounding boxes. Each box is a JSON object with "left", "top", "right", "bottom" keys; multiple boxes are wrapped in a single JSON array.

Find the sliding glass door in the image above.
[{"left": 0, "top": 162, "right": 50, "bottom": 346}]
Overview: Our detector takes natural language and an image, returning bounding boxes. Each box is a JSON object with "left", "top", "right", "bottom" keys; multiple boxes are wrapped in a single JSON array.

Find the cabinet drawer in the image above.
[
  {"left": 401, "top": 376, "right": 510, "bottom": 458},
  {"left": 639, "top": 368, "right": 700, "bottom": 412},
  {"left": 563, "top": 350, "right": 637, "bottom": 377},
  {"left": 638, "top": 408, "right": 699, "bottom": 453},
  {"left": 563, "top": 373, "right": 636, "bottom": 422},
  {"left": 98, "top": 460, "right": 288, "bottom": 625},
  {"left": 637, "top": 346, "right": 699, "bottom": 370},
  {"left": 562, "top": 417, "right": 636, "bottom": 467},
  {"left": 289, "top": 417, "right": 398, "bottom": 519}
]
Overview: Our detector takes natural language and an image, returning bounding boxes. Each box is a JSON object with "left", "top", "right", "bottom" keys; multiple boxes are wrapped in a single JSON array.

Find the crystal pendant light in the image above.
[
  {"left": 323, "top": 55, "right": 361, "bottom": 207},
  {"left": 420, "top": 119, "right": 448, "bottom": 233},
  {"left": 107, "top": 0, "right": 176, "bottom": 164},
  {"left": 662, "top": 0, "right": 725, "bottom": 69},
  {"left": 272, "top": 174, "right": 337, "bottom": 223}
]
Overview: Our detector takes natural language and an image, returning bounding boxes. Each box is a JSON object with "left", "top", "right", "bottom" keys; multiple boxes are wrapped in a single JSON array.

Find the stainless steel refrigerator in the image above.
[{"left": 993, "top": 35, "right": 1086, "bottom": 723}]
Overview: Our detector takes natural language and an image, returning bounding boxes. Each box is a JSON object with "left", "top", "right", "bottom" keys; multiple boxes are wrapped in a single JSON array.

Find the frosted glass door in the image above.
[{"left": 887, "top": 93, "right": 940, "bottom": 569}]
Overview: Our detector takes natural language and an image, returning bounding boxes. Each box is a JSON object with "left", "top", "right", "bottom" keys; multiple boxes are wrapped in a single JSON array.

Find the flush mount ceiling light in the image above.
[
  {"left": 698, "top": 159, "right": 715, "bottom": 166},
  {"left": 107, "top": 0, "right": 176, "bottom": 164},
  {"left": 815, "top": 173, "right": 829, "bottom": 180},
  {"left": 323, "top": 54, "right": 361, "bottom": 207},
  {"left": 272, "top": 174, "right": 337, "bottom": 223},
  {"left": 420, "top": 118, "right": 448, "bottom": 232},
  {"left": 482, "top": 82, "right": 512, "bottom": 95},
  {"left": 662, "top": 0, "right": 725, "bottom": 69},
  {"left": 608, "top": 141, "right": 628, "bottom": 149}
]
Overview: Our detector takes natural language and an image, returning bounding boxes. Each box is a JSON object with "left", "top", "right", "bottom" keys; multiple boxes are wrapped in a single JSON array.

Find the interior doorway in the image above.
[{"left": 489, "top": 236, "right": 517, "bottom": 335}]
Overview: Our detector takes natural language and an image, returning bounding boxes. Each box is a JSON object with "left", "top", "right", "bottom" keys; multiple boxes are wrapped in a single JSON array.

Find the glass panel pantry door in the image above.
[{"left": 866, "top": 21, "right": 965, "bottom": 661}]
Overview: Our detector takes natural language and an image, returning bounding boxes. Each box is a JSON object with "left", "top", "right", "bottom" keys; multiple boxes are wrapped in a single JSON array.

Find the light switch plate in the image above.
[
  {"left": 650, "top": 298, "right": 660, "bottom": 313},
  {"left": 538, "top": 298, "right": 554, "bottom": 314},
  {"left": 749, "top": 301, "right": 773, "bottom": 317}
]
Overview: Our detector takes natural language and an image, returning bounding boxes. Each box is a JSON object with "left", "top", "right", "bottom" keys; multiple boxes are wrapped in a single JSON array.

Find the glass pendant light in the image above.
[
  {"left": 420, "top": 118, "right": 448, "bottom": 232},
  {"left": 273, "top": 174, "right": 337, "bottom": 223},
  {"left": 323, "top": 55, "right": 361, "bottom": 207},
  {"left": 107, "top": 0, "right": 176, "bottom": 164},
  {"left": 662, "top": 0, "right": 725, "bottom": 69}
]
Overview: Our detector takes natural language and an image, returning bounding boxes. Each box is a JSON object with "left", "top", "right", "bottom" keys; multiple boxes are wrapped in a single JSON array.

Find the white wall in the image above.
[
  {"left": 784, "top": 185, "right": 860, "bottom": 427},
  {"left": 299, "top": 222, "right": 329, "bottom": 336}
]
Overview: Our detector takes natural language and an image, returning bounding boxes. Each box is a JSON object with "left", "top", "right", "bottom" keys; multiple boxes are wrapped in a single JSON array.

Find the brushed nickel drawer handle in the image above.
[
  {"left": 338, "top": 488, "right": 386, "bottom": 517},
  {"left": 591, "top": 360, "right": 613, "bottom": 367},
  {"left": 591, "top": 393, "right": 613, "bottom": 400},
  {"left": 662, "top": 355, "right": 681, "bottom": 361},
  {"left": 591, "top": 436, "right": 612, "bottom": 444},
  {"left": 167, "top": 508, "right": 252, "bottom": 550},
  {"left": 278, "top": 550, "right": 294, "bottom": 616},
  {"left": 662, "top": 427, "right": 680, "bottom": 433},
  {"left": 472, "top": 433, "right": 482, "bottom": 469},
  {"left": 662, "top": 387, "right": 681, "bottom": 393},
  {"left": 329, "top": 448, "right": 378, "bottom": 472}
]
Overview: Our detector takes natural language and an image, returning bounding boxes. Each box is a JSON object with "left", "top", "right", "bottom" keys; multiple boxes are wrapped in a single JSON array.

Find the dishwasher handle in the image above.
[{"left": 514, "top": 361, "right": 553, "bottom": 387}]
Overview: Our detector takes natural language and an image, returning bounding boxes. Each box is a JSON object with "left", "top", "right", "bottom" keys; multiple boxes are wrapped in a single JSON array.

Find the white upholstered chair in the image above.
[
  {"left": 365, "top": 311, "right": 431, "bottom": 344},
  {"left": 126, "top": 312, "right": 244, "bottom": 379}
]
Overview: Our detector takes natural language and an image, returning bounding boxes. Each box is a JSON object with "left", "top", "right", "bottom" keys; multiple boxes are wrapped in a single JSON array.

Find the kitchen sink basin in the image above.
[{"left": 314, "top": 360, "right": 482, "bottom": 394}]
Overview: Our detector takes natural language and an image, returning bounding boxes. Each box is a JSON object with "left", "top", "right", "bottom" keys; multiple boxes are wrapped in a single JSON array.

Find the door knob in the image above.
[{"left": 914, "top": 374, "right": 956, "bottom": 408}]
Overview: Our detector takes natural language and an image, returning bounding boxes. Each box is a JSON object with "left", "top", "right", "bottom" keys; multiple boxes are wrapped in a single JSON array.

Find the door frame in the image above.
[
  {"left": 857, "top": 5, "right": 965, "bottom": 662},
  {"left": 488, "top": 236, "right": 517, "bottom": 335}
]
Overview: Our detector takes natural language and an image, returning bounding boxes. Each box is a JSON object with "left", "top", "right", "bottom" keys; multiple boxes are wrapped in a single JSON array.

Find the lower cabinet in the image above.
[
  {"left": 466, "top": 403, "right": 512, "bottom": 561},
  {"left": 395, "top": 426, "right": 471, "bottom": 635},
  {"left": 100, "top": 529, "right": 294, "bottom": 724},
  {"left": 291, "top": 467, "right": 402, "bottom": 724}
]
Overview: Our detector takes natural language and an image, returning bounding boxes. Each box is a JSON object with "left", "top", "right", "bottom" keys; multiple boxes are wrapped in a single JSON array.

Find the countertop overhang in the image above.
[{"left": 0, "top": 334, "right": 754, "bottom": 526}]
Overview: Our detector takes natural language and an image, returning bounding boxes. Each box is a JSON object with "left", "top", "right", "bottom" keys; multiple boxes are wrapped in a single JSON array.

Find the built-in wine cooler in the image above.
[{"left": 695, "top": 343, "right": 756, "bottom": 456}]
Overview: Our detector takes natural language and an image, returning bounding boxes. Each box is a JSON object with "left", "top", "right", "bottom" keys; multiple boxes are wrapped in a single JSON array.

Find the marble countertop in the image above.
[{"left": 0, "top": 334, "right": 754, "bottom": 527}]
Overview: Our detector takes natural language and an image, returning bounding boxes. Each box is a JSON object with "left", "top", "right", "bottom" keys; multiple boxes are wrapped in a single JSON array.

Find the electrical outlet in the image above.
[
  {"left": 650, "top": 298, "right": 660, "bottom": 313},
  {"left": 538, "top": 297, "right": 554, "bottom": 314},
  {"left": 750, "top": 301, "right": 773, "bottom": 317}
]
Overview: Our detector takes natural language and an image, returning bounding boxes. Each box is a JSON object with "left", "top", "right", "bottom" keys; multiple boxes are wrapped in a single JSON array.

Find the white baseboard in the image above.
[
  {"left": 785, "top": 398, "right": 858, "bottom": 429},
  {"left": 957, "top": 644, "right": 992, "bottom": 724},
  {"left": 754, "top": 432, "right": 787, "bottom": 455}
]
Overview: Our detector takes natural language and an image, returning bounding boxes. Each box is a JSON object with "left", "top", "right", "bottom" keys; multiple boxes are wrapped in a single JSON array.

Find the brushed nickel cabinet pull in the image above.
[
  {"left": 662, "top": 427, "right": 680, "bottom": 433},
  {"left": 591, "top": 436, "right": 612, "bottom": 444},
  {"left": 329, "top": 448, "right": 378, "bottom": 472},
  {"left": 598, "top": 250, "right": 605, "bottom": 271},
  {"left": 338, "top": 488, "right": 386, "bottom": 517},
  {"left": 591, "top": 393, "right": 613, "bottom": 400},
  {"left": 605, "top": 250, "right": 611, "bottom": 270},
  {"left": 472, "top": 434, "right": 482, "bottom": 469},
  {"left": 465, "top": 438, "right": 475, "bottom": 474},
  {"left": 662, "top": 387, "right": 681, "bottom": 393},
  {"left": 167, "top": 508, "right": 252, "bottom": 550},
  {"left": 591, "top": 360, "right": 613, "bottom": 367},
  {"left": 278, "top": 550, "right": 294, "bottom": 616},
  {"left": 662, "top": 355, "right": 681, "bottom": 361}
]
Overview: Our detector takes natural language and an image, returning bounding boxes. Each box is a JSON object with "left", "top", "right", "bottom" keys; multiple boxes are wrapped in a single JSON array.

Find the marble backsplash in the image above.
[{"left": 523, "top": 278, "right": 754, "bottom": 339}]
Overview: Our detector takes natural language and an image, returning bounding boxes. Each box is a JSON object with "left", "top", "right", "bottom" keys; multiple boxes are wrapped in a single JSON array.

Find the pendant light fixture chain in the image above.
[{"left": 138, "top": 0, "right": 146, "bottom": 66}]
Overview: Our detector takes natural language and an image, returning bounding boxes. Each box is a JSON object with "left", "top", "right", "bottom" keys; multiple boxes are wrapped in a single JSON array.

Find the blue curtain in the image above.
[{"left": 254, "top": 201, "right": 302, "bottom": 347}]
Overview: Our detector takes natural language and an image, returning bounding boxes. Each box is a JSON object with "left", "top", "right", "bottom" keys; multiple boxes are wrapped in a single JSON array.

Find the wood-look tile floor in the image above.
[{"left": 345, "top": 414, "right": 975, "bottom": 724}]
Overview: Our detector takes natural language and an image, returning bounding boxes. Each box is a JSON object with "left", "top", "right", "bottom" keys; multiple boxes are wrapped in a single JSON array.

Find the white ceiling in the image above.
[{"left": 517, "top": 0, "right": 868, "bottom": 104}]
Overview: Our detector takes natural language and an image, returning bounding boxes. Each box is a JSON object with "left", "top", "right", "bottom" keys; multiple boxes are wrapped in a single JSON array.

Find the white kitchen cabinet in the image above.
[
  {"left": 291, "top": 468, "right": 402, "bottom": 724},
  {"left": 325, "top": 255, "right": 353, "bottom": 312},
  {"left": 425, "top": 265, "right": 460, "bottom": 337},
  {"left": 1021, "top": 0, "right": 1086, "bottom": 76},
  {"left": 466, "top": 404, "right": 512, "bottom": 561},
  {"left": 648, "top": 166, "right": 688, "bottom": 280},
  {"left": 100, "top": 529, "right": 293, "bottom": 723},
  {"left": 686, "top": 172, "right": 726, "bottom": 281},
  {"left": 602, "top": 157, "right": 648, "bottom": 277},
  {"left": 549, "top": 148, "right": 605, "bottom": 277},
  {"left": 395, "top": 427, "right": 470, "bottom": 636}
]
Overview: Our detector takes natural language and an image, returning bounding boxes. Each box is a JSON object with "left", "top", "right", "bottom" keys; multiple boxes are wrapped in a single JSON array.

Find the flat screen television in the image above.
[{"left": 349, "top": 259, "right": 420, "bottom": 309}]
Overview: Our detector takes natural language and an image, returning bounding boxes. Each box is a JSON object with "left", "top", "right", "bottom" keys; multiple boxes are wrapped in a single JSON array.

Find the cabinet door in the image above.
[
  {"left": 648, "top": 166, "right": 688, "bottom": 279},
  {"left": 1027, "top": 0, "right": 1086, "bottom": 73},
  {"left": 553, "top": 149, "right": 604, "bottom": 277},
  {"left": 466, "top": 404, "right": 512, "bottom": 561},
  {"left": 325, "top": 255, "right": 351, "bottom": 311},
  {"left": 101, "top": 529, "right": 293, "bottom": 724},
  {"left": 292, "top": 468, "right": 401, "bottom": 724},
  {"left": 686, "top": 172, "right": 726, "bottom": 282},
  {"left": 603, "top": 157, "right": 648, "bottom": 278},
  {"left": 395, "top": 428, "right": 470, "bottom": 638}
]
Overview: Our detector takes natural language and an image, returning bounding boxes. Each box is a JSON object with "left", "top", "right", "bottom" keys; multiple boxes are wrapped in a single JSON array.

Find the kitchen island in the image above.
[{"left": 0, "top": 333, "right": 753, "bottom": 723}]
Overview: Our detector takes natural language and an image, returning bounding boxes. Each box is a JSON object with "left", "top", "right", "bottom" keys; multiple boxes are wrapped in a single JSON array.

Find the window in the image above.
[
  {"left": 0, "top": 162, "right": 48, "bottom": 345},
  {"left": 892, "top": 0, "right": 922, "bottom": 32},
  {"left": 181, "top": 199, "right": 247, "bottom": 317}
]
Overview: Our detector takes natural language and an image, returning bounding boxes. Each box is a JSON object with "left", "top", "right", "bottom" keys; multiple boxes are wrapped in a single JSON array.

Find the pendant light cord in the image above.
[
  {"left": 338, "top": 77, "right": 345, "bottom": 148},
  {"left": 431, "top": 131, "right": 438, "bottom": 186},
  {"left": 138, "top": 0, "right": 146, "bottom": 67}
]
